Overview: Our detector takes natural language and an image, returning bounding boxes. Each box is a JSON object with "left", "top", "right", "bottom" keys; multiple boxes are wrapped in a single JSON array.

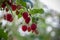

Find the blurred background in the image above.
[{"left": 0, "top": 0, "right": 60, "bottom": 40}]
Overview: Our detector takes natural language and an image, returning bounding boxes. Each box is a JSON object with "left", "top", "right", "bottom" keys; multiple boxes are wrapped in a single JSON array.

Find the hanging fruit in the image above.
[{"left": 4, "top": 14, "right": 13, "bottom": 22}]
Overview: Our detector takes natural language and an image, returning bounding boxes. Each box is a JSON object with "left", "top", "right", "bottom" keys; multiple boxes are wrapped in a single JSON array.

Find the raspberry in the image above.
[
  {"left": 22, "top": 12, "right": 28, "bottom": 19},
  {"left": 11, "top": 4, "right": 17, "bottom": 11},
  {"left": 25, "top": 17, "right": 30, "bottom": 24},
  {"left": 27, "top": 27, "right": 31, "bottom": 32},
  {"left": 16, "top": 10, "right": 19, "bottom": 15},
  {"left": 31, "top": 23, "right": 37, "bottom": 30},
  {"left": 22, "top": 25, "right": 27, "bottom": 32},
  {"left": 1, "top": 3, "right": 6, "bottom": 8},
  {"left": 4, "top": 14, "right": 13, "bottom": 22}
]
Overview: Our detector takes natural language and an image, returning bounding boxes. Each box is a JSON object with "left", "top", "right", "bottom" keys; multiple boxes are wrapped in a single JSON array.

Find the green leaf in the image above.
[
  {"left": 0, "top": 28, "right": 8, "bottom": 40},
  {"left": 17, "top": 13, "right": 21, "bottom": 19},
  {"left": 32, "top": 17, "right": 37, "bottom": 23},
  {"left": 32, "top": 17, "right": 39, "bottom": 23},
  {"left": 30, "top": 9, "right": 44, "bottom": 14},
  {"left": 16, "top": 0, "right": 26, "bottom": 7},
  {"left": 18, "top": 8, "right": 27, "bottom": 19},
  {"left": 18, "top": 9, "right": 25, "bottom": 19},
  {"left": 20, "top": 1, "right": 26, "bottom": 8},
  {"left": 0, "top": 23, "right": 8, "bottom": 40}
]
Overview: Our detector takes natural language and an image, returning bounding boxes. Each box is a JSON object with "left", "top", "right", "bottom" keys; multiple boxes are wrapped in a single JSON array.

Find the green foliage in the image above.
[
  {"left": 40, "top": 17, "right": 45, "bottom": 23},
  {"left": 16, "top": 0, "right": 26, "bottom": 7},
  {"left": 30, "top": 9, "right": 44, "bottom": 14},
  {"left": 32, "top": 17, "right": 39, "bottom": 23},
  {"left": 0, "top": 0, "right": 4, "bottom": 8},
  {"left": 0, "top": 0, "right": 4, "bottom": 4},
  {"left": 40, "top": 22, "right": 47, "bottom": 28},
  {"left": 18, "top": 9, "right": 24, "bottom": 19},
  {"left": 0, "top": 0, "right": 51, "bottom": 40},
  {"left": 0, "top": 23, "right": 8, "bottom": 40},
  {"left": 18, "top": 13, "right": 22, "bottom": 19},
  {"left": 18, "top": 8, "right": 27, "bottom": 18},
  {"left": 0, "top": 28, "right": 8, "bottom": 40}
]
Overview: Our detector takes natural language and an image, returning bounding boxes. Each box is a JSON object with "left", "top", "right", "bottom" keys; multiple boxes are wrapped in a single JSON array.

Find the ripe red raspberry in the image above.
[
  {"left": 22, "top": 25, "right": 27, "bottom": 32},
  {"left": 4, "top": 14, "right": 13, "bottom": 22},
  {"left": 22, "top": 12, "right": 28, "bottom": 19},
  {"left": 25, "top": 17, "right": 30, "bottom": 24},
  {"left": 11, "top": 4, "right": 17, "bottom": 11},
  {"left": 16, "top": 10, "right": 19, "bottom": 15},
  {"left": 1, "top": 3, "right": 6, "bottom": 8},
  {"left": 31, "top": 23, "right": 37, "bottom": 30},
  {"left": 27, "top": 27, "right": 31, "bottom": 32}
]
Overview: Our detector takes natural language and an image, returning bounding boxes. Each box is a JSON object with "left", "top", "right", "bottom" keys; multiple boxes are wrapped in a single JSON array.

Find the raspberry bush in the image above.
[{"left": 0, "top": 0, "right": 54, "bottom": 40}]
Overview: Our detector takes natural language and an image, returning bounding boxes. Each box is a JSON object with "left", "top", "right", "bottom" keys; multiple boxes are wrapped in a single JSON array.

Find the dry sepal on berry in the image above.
[
  {"left": 16, "top": 10, "right": 19, "bottom": 15},
  {"left": 6, "top": 8, "right": 9, "bottom": 12},
  {"left": 22, "top": 25, "right": 27, "bottom": 32},
  {"left": 34, "top": 30, "right": 39, "bottom": 35},
  {"left": 17, "top": 5, "right": 22, "bottom": 10},
  {"left": 4, "top": 14, "right": 13, "bottom": 22}
]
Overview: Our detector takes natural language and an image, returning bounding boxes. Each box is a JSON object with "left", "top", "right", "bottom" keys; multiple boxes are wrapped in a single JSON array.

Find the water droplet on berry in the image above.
[{"left": 16, "top": 10, "right": 19, "bottom": 15}]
